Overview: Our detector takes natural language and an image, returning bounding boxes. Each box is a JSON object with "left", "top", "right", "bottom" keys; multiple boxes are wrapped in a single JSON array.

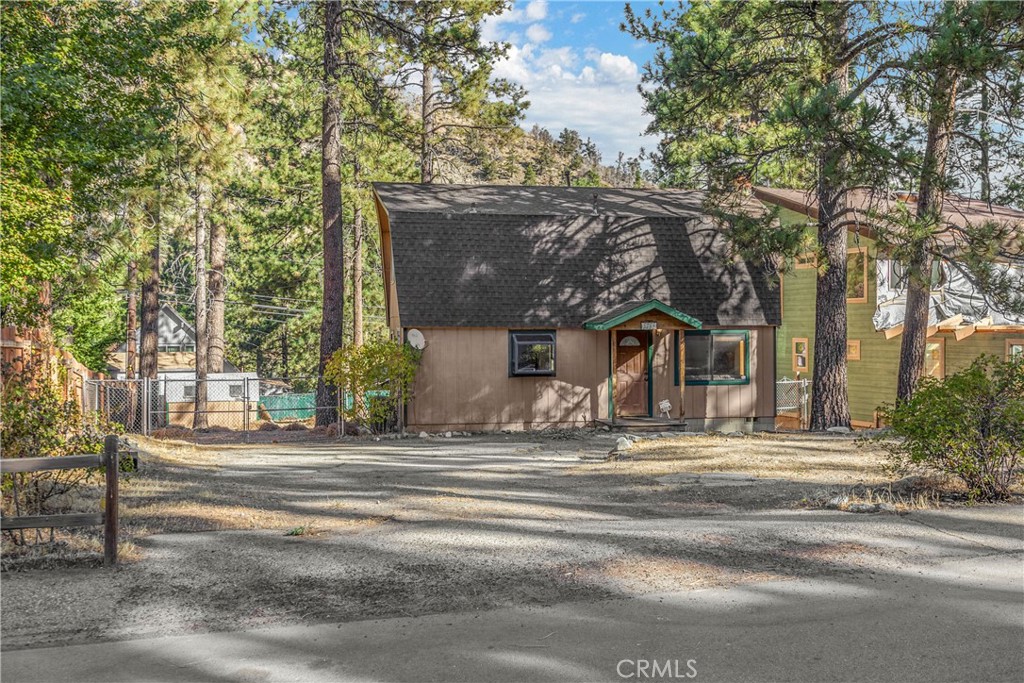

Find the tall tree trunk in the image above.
[
  {"left": 810, "top": 6, "right": 852, "bottom": 431},
  {"left": 811, "top": 181, "right": 852, "bottom": 430},
  {"left": 125, "top": 256, "right": 138, "bottom": 430},
  {"left": 317, "top": 0, "right": 345, "bottom": 426},
  {"left": 193, "top": 182, "right": 209, "bottom": 430},
  {"left": 897, "top": 58, "right": 960, "bottom": 402},
  {"left": 139, "top": 196, "right": 160, "bottom": 381},
  {"left": 125, "top": 259, "right": 138, "bottom": 381},
  {"left": 420, "top": 63, "right": 435, "bottom": 183},
  {"left": 352, "top": 199, "right": 364, "bottom": 347},
  {"left": 207, "top": 214, "right": 226, "bottom": 374}
]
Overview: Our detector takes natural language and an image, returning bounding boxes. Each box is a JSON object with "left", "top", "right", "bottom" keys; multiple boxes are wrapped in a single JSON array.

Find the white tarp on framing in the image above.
[{"left": 873, "top": 258, "right": 1024, "bottom": 330}]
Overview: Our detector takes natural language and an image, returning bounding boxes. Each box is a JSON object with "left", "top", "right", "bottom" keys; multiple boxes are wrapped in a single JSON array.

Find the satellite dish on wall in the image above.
[{"left": 407, "top": 329, "right": 426, "bottom": 350}]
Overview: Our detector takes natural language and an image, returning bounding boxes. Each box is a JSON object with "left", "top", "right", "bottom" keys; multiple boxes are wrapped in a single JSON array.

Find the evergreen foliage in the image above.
[{"left": 877, "top": 355, "right": 1024, "bottom": 500}]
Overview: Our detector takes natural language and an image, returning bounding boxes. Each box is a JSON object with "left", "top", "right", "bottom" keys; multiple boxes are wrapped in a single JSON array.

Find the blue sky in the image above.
[{"left": 483, "top": 0, "right": 661, "bottom": 162}]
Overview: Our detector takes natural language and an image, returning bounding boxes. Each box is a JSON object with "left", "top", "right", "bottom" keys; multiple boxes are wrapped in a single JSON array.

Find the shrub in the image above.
[
  {"left": 1, "top": 362, "right": 122, "bottom": 543},
  {"left": 876, "top": 355, "right": 1024, "bottom": 500},
  {"left": 323, "top": 338, "right": 420, "bottom": 433}
]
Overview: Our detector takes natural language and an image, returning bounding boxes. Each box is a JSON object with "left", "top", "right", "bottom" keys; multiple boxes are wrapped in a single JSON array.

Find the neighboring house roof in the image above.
[
  {"left": 374, "top": 183, "right": 781, "bottom": 328},
  {"left": 108, "top": 304, "right": 240, "bottom": 373},
  {"left": 115, "top": 303, "right": 197, "bottom": 352},
  {"left": 752, "top": 186, "right": 1024, "bottom": 242}
]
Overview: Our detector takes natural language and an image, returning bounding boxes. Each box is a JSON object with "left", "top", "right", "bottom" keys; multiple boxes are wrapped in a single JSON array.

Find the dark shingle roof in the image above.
[
  {"left": 374, "top": 183, "right": 710, "bottom": 217},
  {"left": 376, "top": 184, "right": 781, "bottom": 329}
]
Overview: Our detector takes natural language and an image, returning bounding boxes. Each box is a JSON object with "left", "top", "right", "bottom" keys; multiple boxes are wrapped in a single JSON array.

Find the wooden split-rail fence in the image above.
[{"left": 1, "top": 435, "right": 123, "bottom": 566}]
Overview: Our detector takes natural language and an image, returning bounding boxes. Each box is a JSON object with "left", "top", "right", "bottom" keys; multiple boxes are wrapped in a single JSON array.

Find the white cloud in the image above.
[
  {"left": 596, "top": 53, "right": 639, "bottom": 83},
  {"left": 525, "top": 0, "right": 548, "bottom": 21},
  {"left": 492, "top": 44, "right": 534, "bottom": 83},
  {"left": 570, "top": 13, "right": 586, "bottom": 24},
  {"left": 525, "top": 23, "right": 552, "bottom": 44},
  {"left": 535, "top": 46, "right": 576, "bottom": 70},
  {"left": 482, "top": 0, "right": 547, "bottom": 43},
  {"left": 483, "top": 2, "right": 655, "bottom": 157}
]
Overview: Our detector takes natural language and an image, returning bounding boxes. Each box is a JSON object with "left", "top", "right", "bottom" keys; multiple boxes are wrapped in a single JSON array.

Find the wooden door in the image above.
[{"left": 615, "top": 331, "right": 648, "bottom": 417}]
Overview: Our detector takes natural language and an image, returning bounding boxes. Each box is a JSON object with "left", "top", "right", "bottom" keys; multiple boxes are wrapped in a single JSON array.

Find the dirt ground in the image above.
[{"left": 1, "top": 431, "right": 1017, "bottom": 651}]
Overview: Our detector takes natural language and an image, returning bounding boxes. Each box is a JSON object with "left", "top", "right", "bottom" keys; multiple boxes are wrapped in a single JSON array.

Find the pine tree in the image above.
[
  {"left": 318, "top": 0, "right": 346, "bottom": 425},
  {"left": 890, "top": 1, "right": 1024, "bottom": 400},
  {"left": 398, "top": 1, "right": 526, "bottom": 183},
  {"left": 626, "top": 1, "right": 916, "bottom": 429}
]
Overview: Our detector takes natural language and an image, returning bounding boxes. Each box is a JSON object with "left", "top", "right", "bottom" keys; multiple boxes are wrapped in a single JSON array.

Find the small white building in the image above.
[{"left": 107, "top": 304, "right": 259, "bottom": 427}]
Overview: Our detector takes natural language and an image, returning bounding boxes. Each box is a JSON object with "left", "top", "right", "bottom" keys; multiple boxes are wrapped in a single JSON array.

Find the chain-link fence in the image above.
[
  {"left": 776, "top": 377, "right": 810, "bottom": 430},
  {"left": 84, "top": 376, "right": 345, "bottom": 436}
]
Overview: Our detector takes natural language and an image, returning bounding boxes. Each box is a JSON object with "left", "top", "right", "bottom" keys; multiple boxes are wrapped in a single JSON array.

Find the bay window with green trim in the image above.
[{"left": 684, "top": 330, "right": 750, "bottom": 385}]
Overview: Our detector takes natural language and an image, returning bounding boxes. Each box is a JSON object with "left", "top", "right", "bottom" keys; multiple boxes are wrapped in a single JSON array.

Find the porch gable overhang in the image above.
[{"left": 582, "top": 299, "right": 703, "bottom": 331}]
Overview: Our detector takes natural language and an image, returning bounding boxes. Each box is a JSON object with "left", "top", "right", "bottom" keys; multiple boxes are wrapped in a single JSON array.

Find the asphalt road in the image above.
[{"left": 3, "top": 549, "right": 1021, "bottom": 683}]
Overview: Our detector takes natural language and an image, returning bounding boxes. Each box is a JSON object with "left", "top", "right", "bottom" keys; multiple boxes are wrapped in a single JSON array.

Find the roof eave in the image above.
[{"left": 582, "top": 300, "right": 703, "bottom": 331}]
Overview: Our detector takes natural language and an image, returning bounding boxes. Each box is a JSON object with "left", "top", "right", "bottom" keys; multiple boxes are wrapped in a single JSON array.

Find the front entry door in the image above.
[{"left": 615, "top": 331, "right": 648, "bottom": 417}]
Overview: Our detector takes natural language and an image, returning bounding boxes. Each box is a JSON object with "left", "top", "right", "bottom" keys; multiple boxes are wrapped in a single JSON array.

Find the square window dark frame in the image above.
[
  {"left": 683, "top": 330, "right": 751, "bottom": 386},
  {"left": 508, "top": 330, "right": 556, "bottom": 377}
]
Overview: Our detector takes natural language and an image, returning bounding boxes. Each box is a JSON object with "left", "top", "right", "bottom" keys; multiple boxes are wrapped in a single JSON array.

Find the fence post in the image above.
[
  {"left": 103, "top": 435, "right": 119, "bottom": 567},
  {"left": 243, "top": 379, "right": 250, "bottom": 442},
  {"left": 142, "top": 378, "right": 150, "bottom": 436}
]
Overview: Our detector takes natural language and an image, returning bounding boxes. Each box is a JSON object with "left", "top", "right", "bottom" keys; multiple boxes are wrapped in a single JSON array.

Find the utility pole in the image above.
[{"left": 281, "top": 324, "right": 289, "bottom": 381}]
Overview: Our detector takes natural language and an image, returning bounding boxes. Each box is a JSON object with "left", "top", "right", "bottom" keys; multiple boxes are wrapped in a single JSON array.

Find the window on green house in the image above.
[
  {"left": 925, "top": 339, "right": 945, "bottom": 378},
  {"left": 889, "top": 259, "right": 945, "bottom": 291},
  {"left": 685, "top": 331, "right": 749, "bottom": 385},
  {"left": 847, "top": 248, "right": 868, "bottom": 302},
  {"left": 793, "top": 338, "right": 809, "bottom": 374}
]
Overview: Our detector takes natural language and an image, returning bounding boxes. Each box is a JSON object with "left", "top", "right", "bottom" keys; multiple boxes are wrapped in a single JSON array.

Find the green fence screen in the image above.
[
  {"left": 259, "top": 390, "right": 390, "bottom": 422},
  {"left": 259, "top": 393, "right": 316, "bottom": 421}
]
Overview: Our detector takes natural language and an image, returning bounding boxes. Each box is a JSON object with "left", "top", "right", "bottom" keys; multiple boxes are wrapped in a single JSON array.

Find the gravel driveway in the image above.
[{"left": 3, "top": 433, "right": 1021, "bottom": 651}]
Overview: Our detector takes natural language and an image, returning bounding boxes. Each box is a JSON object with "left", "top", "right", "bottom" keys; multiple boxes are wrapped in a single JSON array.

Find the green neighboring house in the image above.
[{"left": 755, "top": 186, "right": 1024, "bottom": 428}]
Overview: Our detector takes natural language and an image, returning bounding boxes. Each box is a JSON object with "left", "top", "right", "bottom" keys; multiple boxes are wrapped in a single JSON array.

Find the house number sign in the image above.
[{"left": 640, "top": 321, "right": 657, "bottom": 330}]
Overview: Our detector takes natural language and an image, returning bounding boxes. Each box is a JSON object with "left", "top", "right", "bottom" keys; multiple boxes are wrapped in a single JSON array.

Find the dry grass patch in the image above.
[
  {"left": 110, "top": 439, "right": 393, "bottom": 546},
  {"left": 800, "top": 475, "right": 1007, "bottom": 513},
  {"left": 581, "top": 434, "right": 888, "bottom": 485}
]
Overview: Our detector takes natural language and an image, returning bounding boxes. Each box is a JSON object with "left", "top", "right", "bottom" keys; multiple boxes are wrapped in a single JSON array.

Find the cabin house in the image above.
[
  {"left": 373, "top": 184, "right": 781, "bottom": 433},
  {"left": 755, "top": 186, "right": 1024, "bottom": 428},
  {"left": 107, "top": 304, "right": 259, "bottom": 428}
]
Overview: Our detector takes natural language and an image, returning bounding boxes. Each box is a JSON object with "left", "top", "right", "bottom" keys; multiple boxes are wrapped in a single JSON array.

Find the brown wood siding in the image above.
[
  {"left": 406, "top": 326, "right": 774, "bottom": 430},
  {"left": 682, "top": 327, "right": 775, "bottom": 420},
  {"left": 406, "top": 328, "right": 610, "bottom": 431},
  {"left": 651, "top": 329, "right": 682, "bottom": 418}
]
